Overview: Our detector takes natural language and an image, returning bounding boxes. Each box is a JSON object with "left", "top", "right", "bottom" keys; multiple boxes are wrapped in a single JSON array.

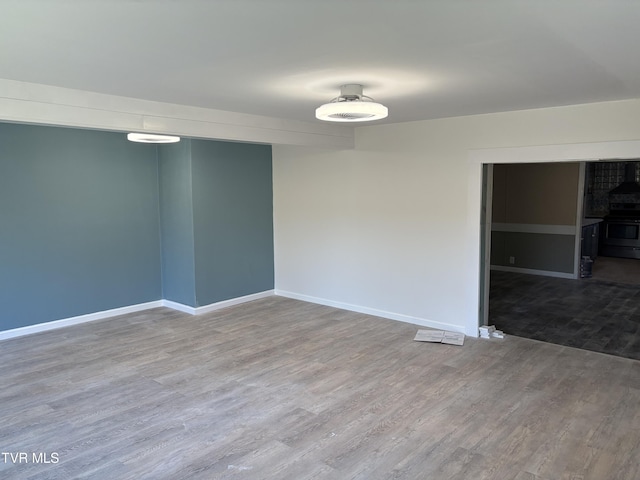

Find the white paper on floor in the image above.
[{"left": 414, "top": 329, "right": 465, "bottom": 346}]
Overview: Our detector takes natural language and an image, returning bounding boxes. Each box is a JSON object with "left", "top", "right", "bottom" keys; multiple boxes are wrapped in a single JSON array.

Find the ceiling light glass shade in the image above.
[
  {"left": 127, "top": 133, "right": 181, "bottom": 143},
  {"left": 316, "top": 84, "right": 388, "bottom": 122},
  {"left": 315, "top": 100, "right": 388, "bottom": 122}
]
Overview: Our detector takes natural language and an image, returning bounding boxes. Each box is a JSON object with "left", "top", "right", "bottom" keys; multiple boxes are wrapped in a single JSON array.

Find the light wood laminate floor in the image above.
[{"left": 1, "top": 297, "right": 639, "bottom": 479}]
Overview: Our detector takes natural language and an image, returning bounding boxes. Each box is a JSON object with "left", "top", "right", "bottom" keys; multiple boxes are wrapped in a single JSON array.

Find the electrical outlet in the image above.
[{"left": 509, "top": 256, "right": 515, "bottom": 265}]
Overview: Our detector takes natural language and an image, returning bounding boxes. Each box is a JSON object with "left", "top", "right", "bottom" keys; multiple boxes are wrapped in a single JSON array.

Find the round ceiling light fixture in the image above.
[
  {"left": 127, "top": 132, "right": 181, "bottom": 143},
  {"left": 315, "top": 84, "right": 388, "bottom": 122}
]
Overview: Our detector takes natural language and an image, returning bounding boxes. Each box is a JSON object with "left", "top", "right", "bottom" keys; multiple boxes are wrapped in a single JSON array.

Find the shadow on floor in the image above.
[{"left": 489, "top": 259, "right": 640, "bottom": 361}]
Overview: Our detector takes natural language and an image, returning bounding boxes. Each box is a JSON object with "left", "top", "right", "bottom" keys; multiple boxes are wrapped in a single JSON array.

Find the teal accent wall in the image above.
[
  {"left": 0, "top": 123, "right": 162, "bottom": 330},
  {"left": 0, "top": 124, "right": 274, "bottom": 332},
  {"left": 191, "top": 140, "right": 274, "bottom": 305},
  {"left": 158, "top": 141, "right": 197, "bottom": 306}
]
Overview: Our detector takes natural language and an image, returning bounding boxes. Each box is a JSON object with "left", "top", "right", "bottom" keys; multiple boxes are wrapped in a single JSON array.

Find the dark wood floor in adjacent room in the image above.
[
  {"left": 489, "top": 257, "right": 640, "bottom": 360},
  {"left": 2, "top": 296, "right": 639, "bottom": 479}
]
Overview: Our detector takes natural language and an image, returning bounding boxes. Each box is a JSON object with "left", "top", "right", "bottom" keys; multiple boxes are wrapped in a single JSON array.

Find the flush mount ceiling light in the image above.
[
  {"left": 127, "top": 133, "right": 181, "bottom": 143},
  {"left": 315, "top": 84, "right": 388, "bottom": 122}
]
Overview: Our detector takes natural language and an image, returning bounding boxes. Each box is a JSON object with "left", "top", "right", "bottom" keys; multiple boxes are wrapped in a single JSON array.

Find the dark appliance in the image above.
[
  {"left": 600, "top": 201, "right": 640, "bottom": 259},
  {"left": 601, "top": 163, "right": 640, "bottom": 259}
]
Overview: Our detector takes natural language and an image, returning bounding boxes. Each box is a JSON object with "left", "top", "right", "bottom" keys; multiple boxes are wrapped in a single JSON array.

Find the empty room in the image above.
[{"left": 1, "top": 2, "right": 639, "bottom": 479}]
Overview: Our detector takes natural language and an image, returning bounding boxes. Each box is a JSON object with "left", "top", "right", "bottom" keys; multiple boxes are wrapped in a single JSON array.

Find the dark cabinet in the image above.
[{"left": 581, "top": 222, "right": 600, "bottom": 260}]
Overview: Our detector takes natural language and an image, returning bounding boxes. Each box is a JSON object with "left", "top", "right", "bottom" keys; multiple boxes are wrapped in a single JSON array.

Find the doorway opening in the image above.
[{"left": 474, "top": 145, "right": 640, "bottom": 361}]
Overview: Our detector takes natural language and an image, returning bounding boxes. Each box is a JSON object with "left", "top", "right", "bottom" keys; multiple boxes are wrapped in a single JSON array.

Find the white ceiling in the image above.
[{"left": 2, "top": 0, "right": 640, "bottom": 125}]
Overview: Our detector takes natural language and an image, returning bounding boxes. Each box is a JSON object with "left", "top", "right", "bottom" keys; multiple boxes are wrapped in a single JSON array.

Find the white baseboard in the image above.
[
  {"left": 161, "top": 300, "right": 196, "bottom": 314},
  {"left": 0, "top": 290, "right": 276, "bottom": 342},
  {"left": 162, "top": 290, "right": 275, "bottom": 315},
  {"left": 0, "top": 300, "right": 163, "bottom": 341},
  {"left": 1, "top": 290, "right": 469, "bottom": 341},
  {"left": 274, "top": 290, "right": 467, "bottom": 335},
  {"left": 491, "top": 265, "right": 576, "bottom": 279}
]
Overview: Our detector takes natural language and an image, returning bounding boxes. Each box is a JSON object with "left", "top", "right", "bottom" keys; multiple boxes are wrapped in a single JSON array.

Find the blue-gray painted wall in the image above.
[
  {"left": 0, "top": 123, "right": 162, "bottom": 330},
  {"left": 191, "top": 140, "right": 274, "bottom": 305},
  {"left": 158, "top": 141, "right": 197, "bottom": 306},
  {"left": 0, "top": 123, "right": 275, "bottom": 332}
]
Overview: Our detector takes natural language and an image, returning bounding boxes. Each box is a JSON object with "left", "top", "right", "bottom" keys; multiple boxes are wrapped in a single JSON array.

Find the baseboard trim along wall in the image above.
[
  {"left": 0, "top": 290, "right": 276, "bottom": 342},
  {"left": 275, "top": 290, "right": 468, "bottom": 335},
  {"left": 162, "top": 290, "right": 275, "bottom": 315},
  {"left": 0, "top": 301, "right": 164, "bottom": 342},
  {"left": 0, "top": 289, "right": 464, "bottom": 340},
  {"left": 491, "top": 265, "right": 576, "bottom": 280}
]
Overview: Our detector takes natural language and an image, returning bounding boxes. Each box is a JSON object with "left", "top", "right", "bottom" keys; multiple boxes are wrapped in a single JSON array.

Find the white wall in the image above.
[{"left": 273, "top": 99, "right": 640, "bottom": 336}]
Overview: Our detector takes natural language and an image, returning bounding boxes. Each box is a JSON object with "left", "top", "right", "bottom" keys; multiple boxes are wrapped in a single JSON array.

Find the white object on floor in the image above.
[
  {"left": 414, "top": 329, "right": 465, "bottom": 346},
  {"left": 479, "top": 325, "right": 504, "bottom": 339}
]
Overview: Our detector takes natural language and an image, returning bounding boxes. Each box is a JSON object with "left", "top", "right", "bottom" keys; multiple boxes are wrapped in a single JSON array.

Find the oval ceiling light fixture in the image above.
[
  {"left": 127, "top": 133, "right": 181, "bottom": 143},
  {"left": 316, "top": 84, "right": 388, "bottom": 122}
]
